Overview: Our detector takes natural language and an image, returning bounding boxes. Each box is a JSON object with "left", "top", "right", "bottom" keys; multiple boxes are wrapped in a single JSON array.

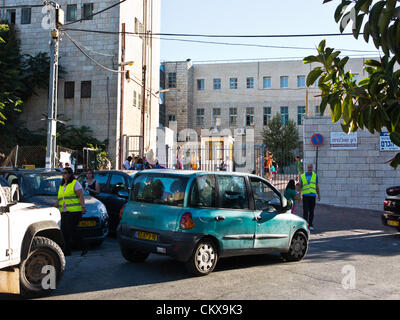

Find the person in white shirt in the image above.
[{"left": 123, "top": 156, "right": 132, "bottom": 170}]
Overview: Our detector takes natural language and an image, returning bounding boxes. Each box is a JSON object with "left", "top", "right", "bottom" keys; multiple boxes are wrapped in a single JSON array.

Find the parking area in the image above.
[{"left": 30, "top": 203, "right": 400, "bottom": 300}]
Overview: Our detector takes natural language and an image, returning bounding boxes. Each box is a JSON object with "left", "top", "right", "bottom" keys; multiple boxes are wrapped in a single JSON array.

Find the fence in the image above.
[
  {"left": 157, "top": 144, "right": 301, "bottom": 192},
  {"left": 254, "top": 146, "right": 302, "bottom": 192},
  {"left": 0, "top": 145, "right": 76, "bottom": 169}
]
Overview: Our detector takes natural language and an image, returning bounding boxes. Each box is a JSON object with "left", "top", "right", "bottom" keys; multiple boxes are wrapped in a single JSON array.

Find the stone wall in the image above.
[{"left": 303, "top": 116, "right": 400, "bottom": 211}]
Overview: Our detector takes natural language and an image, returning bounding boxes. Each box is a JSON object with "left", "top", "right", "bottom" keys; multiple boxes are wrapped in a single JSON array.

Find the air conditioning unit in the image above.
[{"left": 235, "top": 128, "right": 246, "bottom": 135}]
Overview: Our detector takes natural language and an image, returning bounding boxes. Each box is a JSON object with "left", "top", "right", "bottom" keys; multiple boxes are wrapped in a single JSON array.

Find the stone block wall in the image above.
[{"left": 303, "top": 116, "right": 400, "bottom": 211}]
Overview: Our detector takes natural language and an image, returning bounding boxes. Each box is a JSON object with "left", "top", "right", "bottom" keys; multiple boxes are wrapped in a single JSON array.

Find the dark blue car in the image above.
[{"left": 79, "top": 170, "right": 138, "bottom": 234}]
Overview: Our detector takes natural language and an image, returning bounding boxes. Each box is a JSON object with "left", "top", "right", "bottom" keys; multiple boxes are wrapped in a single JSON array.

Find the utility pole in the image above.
[
  {"left": 119, "top": 23, "right": 126, "bottom": 169},
  {"left": 140, "top": 0, "right": 147, "bottom": 158},
  {"left": 45, "top": 2, "right": 63, "bottom": 169}
]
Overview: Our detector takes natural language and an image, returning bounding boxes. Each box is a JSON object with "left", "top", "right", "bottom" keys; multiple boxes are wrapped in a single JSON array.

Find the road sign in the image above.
[{"left": 311, "top": 133, "right": 324, "bottom": 146}]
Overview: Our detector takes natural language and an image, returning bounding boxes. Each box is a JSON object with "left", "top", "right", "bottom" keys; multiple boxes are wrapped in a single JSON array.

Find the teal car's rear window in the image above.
[{"left": 132, "top": 174, "right": 189, "bottom": 207}]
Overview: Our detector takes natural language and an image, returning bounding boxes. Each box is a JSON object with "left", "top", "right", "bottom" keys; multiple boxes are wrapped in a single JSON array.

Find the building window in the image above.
[
  {"left": 315, "top": 105, "right": 321, "bottom": 116},
  {"left": 229, "top": 108, "right": 237, "bottom": 126},
  {"left": 81, "top": 81, "right": 91, "bottom": 98},
  {"left": 168, "top": 114, "right": 176, "bottom": 122},
  {"left": 133, "top": 91, "right": 137, "bottom": 107},
  {"left": 64, "top": 82, "right": 75, "bottom": 99},
  {"left": 197, "top": 79, "right": 205, "bottom": 91},
  {"left": 246, "top": 107, "right": 255, "bottom": 126},
  {"left": 246, "top": 77, "right": 254, "bottom": 89},
  {"left": 6, "top": 10, "right": 16, "bottom": 24},
  {"left": 297, "top": 106, "right": 306, "bottom": 125},
  {"left": 196, "top": 109, "right": 204, "bottom": 126},
  {"left": 280, "top": 76, "right": 288, "bottom": 88},
  {"left": 263, "top": 77, "right": 271, "bottom": 89},
  {"left": 82, "top": 3, "right": 94, "bottom": 20},
  {"left": 263, "top": 107, "right": 271, "bottom": 126},
  {"left": 67, "top": 4, "right": 77, "bottom": 22},
  {"left": 168, "top": 72, "right": 176, "bottom": 88},
  {"left": 229, "top": 78, "right": 238, "bottom": 89},
  {"left": 138, "top": 94, "right": 142, "bottom": 109},
  {"left": 213, "top": 78, "right": 221, "bottom": 90},
  {"left": 21, "top": 8, "right": 31, "bottom": 24},
  {"left": 212, "top": 108, "right": 221, "bottom": 126},
  {"left": 281, "top": 106, "right": 289, "bottom": 124},
  {"left": 297, "top": 75, "right": 305, "bottom": 88}
]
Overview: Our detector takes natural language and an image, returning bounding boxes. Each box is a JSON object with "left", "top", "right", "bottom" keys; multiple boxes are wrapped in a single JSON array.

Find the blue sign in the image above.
[{"left": 311, "top": 133, "right": 324, "bottom": 146}]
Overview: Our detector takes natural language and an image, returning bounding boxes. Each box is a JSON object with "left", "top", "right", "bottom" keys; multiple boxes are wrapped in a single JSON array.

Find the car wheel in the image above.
[
  {"left": 185, "top": 239, "right": 218, "bottom": 276},
  {"left": 281, "top": 231, "right": 308, "bottom": 262},
  {"left": 121, "top": 247, "right": 149, "bottom": 263},
  {"left": 19, "top": 236, "right": 65, "bottom": 297}
]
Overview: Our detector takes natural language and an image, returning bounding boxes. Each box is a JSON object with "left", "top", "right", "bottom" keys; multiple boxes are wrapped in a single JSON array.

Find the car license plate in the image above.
[
  {"left": 388, "top": 220, "right": 399, "bottom": 227},
  {"left": 136, "top": 231, "right": 158, "bottom": 241},
  {"left": 78, "top": 220, "right": 97, "bottom": 227}
]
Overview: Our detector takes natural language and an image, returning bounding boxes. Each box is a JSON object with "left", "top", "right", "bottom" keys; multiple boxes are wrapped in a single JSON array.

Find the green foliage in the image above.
[
  {"left": 0, "top": 23, "right": 55, "bottom": 126},
  {"left": 55, "top": 120, "right": 108, "bottom": 152},
  {"left": 304, "top": 0, "right": 400, "bottom": 168},
  {"left": 262, "top": 114, "right": 300, "bottom": 167}
]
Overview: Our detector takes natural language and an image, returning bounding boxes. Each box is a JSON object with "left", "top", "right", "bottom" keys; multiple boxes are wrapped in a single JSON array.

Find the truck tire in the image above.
[{"left": 19, "top": 236, "right": 65, "bottom": 297}]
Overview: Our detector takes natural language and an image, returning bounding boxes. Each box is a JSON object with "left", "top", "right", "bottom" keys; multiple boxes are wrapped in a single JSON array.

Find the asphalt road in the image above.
[{"left": 25, "top": 204, "right": 400, "bottom": 300}]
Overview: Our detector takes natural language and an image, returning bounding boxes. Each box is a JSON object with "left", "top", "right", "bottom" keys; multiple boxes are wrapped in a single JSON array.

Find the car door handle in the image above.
[
  {"left": 254, "top": 216, "right": 262, "bottom": 221},
  {"left": 215, "top": 216, "right": 225, "bottom": 221}
]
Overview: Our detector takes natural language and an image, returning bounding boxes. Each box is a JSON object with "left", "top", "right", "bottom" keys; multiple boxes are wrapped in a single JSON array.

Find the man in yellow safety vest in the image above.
[{"left": 300, "top": 163, "right": 320, "bottom": 231}]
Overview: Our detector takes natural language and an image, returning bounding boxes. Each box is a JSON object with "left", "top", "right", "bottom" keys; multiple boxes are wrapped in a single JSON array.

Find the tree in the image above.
[
  {"left": 304, "top": 0, "right": 400, "bottom": 168},
  {"left": 263, "top": 114, "right": 299, "bottom": 169},
  {"left": 0, "top": 24, "right": 54, "bottom": 125}
]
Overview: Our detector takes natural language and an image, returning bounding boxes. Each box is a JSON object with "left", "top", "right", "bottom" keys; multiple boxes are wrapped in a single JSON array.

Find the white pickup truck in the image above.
[{"left": 0, "top": 181, "right": 65, "bottom": 297}]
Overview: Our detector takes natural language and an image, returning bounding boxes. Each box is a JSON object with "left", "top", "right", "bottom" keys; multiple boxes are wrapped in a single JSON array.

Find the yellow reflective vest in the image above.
[
  {"left": 301, "top": 172, "right": 317, "bottom": 196},
  {"left": 58, "top": 180, "right": 82, "bottom": 213}
]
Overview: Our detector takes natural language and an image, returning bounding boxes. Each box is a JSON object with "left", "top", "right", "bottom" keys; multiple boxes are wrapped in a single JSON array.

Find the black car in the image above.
[
  {"left": 0, "top": 169, "right": 109, "bottom": 246},
  {"left": 382, "top": 185, "right": 400, "bottom": 230},
  {"left": 79, "top": 170, "right": 138, "bottom": 234}
]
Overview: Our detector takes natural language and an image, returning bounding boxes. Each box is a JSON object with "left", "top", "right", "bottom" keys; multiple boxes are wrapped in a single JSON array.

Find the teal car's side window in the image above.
[
  {"left": 216, "top": 175, "right": 249, "bottom": 210},
  {"left": 189, "top": 175, "right": 216, "bottom": 208},
  {"left": 250, "top": 177, "right": 281, "bottom": 212}
]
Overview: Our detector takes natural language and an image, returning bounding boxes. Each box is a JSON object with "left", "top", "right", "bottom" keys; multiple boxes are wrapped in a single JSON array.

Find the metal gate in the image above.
[
  {"left": 254, "top": 145, "right": 301, "bottom": 192},
  {"left": 123, "top": 135, "right": 143, "bottom": 160}
]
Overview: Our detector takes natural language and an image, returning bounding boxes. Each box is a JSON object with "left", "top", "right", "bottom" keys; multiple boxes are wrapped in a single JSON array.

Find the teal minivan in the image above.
[{"left": 118, "top": 170, "right": 309, "bottom": 276}]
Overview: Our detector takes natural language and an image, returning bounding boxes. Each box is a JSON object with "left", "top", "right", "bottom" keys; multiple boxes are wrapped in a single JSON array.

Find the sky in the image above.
[{"left": 160, "top": 0, "right": 381, "bottom": 63}]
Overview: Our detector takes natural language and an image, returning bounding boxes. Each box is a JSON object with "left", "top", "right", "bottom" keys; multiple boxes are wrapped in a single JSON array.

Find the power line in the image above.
[
  {"left": 62, "top": 28, "right": 359, "bottom": 38},
  {"left": 63, "top": 31, "right": 123, "bottom": 73},
  {"left": 66, "top": 36, "right": 114, "bottom": 57},
  {"left": 160, "top": 37, "right": 380, "bottom": 54},
  {"left": 63, "top": 0, "right": 126, "bottom": 26},
  {"left": 62, "top": 28, "right": 380, "bottom": 53}
]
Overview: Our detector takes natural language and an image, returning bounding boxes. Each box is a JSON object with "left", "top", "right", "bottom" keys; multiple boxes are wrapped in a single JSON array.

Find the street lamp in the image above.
[{"left": 119, "top": 61, "right": 134, "bottom": 67}]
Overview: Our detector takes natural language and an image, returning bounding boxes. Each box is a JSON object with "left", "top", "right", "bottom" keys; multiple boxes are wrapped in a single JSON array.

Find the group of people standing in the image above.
[
  {"left": 264, "top": 152, "right": 278, "bottom": 182},
  {"left": 284, "top": 156, "right": 320, "bottom": 231},
  {"left": 122, "top": 155, "right": 165, "bottom": 170}
]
